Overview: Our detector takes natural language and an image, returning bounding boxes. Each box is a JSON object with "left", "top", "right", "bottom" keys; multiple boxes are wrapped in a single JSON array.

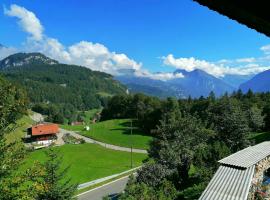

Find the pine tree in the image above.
[{"left": 29, "top": 148, "right": 78, "bottom": 200}]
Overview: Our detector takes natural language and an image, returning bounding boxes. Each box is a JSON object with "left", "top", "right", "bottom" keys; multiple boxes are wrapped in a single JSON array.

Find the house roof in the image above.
[
  {"left": 31, "top": 124, "right": 59, "bottom": 136},
  {"left": 193, "top": 0, "right": 270, "bottom": 37},
  {"left": 219, "top": 142, "right": 270, "bottom": 168},
  {"left": 199, "top": 165, "right": 255, "bottom": 200}
]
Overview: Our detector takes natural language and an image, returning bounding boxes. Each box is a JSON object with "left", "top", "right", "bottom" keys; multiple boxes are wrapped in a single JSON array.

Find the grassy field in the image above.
[
  {"left": 78, "top": 109, "right": 102, "bottom": 124},
  {"left": 61, "top": 119, "right": 153, "bottom": 150},
  {"left": 249, "top": 131, "right": 270, "bottom": 144},
  {"left": 6, "top": 115, "right": 34, "bottom": 143},
  {"left": 23, "top": 143, "right": 147, "bottom": 184}
]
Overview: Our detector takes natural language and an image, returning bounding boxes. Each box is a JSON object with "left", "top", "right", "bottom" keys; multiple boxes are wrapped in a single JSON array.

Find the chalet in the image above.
[
  {"left": 199, "top": 142, "right": 270, "bottom": 200},
  {"left": 28, "top": 123, "right": 59, "bottom": 145}
]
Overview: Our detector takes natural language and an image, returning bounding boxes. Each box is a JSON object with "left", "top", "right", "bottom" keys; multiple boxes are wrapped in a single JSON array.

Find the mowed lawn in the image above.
[
  {"left": 249, "top": 131, "right": 270, "bottom": 144},
  {"left": 61, "top": 119, "right": 153, "bottom": 150},
  {"left": 23, "top": 143, "right": 147, "bottom": 184}
]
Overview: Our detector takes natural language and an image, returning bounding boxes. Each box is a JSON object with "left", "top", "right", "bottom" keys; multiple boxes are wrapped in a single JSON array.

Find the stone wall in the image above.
[{"left": 248, "top": 156, "right": 270, "bottom": 199}]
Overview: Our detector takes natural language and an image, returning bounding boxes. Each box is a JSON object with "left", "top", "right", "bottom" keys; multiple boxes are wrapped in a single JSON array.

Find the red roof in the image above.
[{"left": 31, "top": 124, "right": 59, "bottom": 136}]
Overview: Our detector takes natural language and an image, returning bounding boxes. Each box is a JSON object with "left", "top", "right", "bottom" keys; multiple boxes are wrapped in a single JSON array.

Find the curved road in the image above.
[
  {"left": 77, "top": 176, "right": 129, "bottom": 200},
  {"left": 60, "top": 128, "right": 148, "bottom": 154}
]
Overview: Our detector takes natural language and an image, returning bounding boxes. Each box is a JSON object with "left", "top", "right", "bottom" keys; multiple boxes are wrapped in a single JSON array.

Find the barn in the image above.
[{"left": 199, "top": 142, "right": 270, "bottom": 199}]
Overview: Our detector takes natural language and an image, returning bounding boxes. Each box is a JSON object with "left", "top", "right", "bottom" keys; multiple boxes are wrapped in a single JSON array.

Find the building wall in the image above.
[{"left": 248, "top": 157, "right": 270, "bottom": 199}]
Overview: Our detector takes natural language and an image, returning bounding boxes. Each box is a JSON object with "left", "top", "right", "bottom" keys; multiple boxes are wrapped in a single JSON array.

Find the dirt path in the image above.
[{"left": 30, "top": 112, "right": 44, "bottom": 122}]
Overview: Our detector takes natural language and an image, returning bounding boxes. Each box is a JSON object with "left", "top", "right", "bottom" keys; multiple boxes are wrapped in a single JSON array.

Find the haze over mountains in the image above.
[{"left": 0, "top": 52, "right": 269, "bottom": 99}]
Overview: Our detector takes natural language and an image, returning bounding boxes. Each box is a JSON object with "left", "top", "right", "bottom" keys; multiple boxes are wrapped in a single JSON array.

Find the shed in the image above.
[{"left": 199, "top": 142, "right": 270, "bottom": 200}]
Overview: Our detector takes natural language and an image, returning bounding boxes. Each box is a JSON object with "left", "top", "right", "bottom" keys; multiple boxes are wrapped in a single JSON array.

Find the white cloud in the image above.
[
  {"left": 236, "top": 57, "right": 255, "bottom": 63},
  {"left": 260, "top": 44, "right": 270, "bottom": 54},
  {"left": 134, "top": 69, "right": 184, "bottom": 81},
  {"left": 4, "top": 4, "right": 143, "bottom": 77},
  {"left": 162, "top": 54, "right": 270, "bottom": 77},
  {"left": 4, "top": 4, "right": 44, "bottom": 41},
  {"left": 0, "top": 46, "right": 18, "bottom": 59}
]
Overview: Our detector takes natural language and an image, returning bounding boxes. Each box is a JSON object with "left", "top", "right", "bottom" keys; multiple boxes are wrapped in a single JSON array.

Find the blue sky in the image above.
[{"left": 1, "top": 0, "right": 270, "bottom": 80}]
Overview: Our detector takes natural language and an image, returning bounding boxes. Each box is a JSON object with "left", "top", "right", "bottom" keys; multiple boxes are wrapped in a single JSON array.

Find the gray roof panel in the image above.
[
  {"left": 218, "top": 141, "right": 270, "bottom": 168},
  {"left": 199, "top": 165, "right": 255, "bottom": 200}
]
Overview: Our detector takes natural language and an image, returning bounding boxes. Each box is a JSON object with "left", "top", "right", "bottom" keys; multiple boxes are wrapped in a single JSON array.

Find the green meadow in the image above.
[{"left": 61, "top": 119, "right": 153, "bottom": 150}]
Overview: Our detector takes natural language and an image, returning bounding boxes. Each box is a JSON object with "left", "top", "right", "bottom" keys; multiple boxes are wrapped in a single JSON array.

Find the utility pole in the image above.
[{"left": 130, "top": 118, "right": 133, "bottom": 168}]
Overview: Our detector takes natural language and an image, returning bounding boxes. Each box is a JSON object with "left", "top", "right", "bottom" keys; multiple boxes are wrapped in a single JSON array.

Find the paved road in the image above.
[
  {"left": 60, "top": 128, "right": 148, "bottom": 154},
  {"left": 77, "top": 176, "right": 129, "bottom": 200}
]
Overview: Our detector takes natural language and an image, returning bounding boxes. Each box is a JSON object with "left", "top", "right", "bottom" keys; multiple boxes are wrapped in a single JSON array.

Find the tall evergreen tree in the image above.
[{"left": 29, "top": 148, "right": 77, "bottom": 200}]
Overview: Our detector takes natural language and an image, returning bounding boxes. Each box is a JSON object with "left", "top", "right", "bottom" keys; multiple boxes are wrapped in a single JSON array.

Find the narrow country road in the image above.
[
  {"left": 59, "top": 128, "right": 148, "bottom": 154},
  {"left": 77, "top": 176, "right": 129, "bottom": 200}
]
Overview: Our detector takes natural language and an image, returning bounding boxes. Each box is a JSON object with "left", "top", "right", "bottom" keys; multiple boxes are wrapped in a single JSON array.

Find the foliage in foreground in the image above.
[
  {"left": 0, "top": 76, "right": 29, "bottom": 200},
  {"left": 28, "top": 148, "right": 78, "bottom": 200},
  {"left": 0, "top": 76, "right": 77, "bottom": 200}
]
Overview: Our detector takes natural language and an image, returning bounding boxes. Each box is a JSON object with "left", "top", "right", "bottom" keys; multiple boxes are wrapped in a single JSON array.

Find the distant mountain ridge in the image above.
[
  {"left": 170, "top": 69, "right": 235, "bottom": 97},
  {"left": 0, "top": 52, "right": 58, "bottom": 69},
  {"left": 117, "top": 69, "right": 236, "bottom": 98},
  {"left": 239, "top": 70, "right": 270, "bottom": 93},
  {"left": 116, "top": 75, "right": 185, "bottom": 98}
]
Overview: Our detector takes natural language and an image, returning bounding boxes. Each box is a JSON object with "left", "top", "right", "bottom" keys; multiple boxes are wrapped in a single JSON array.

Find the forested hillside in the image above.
[{"left": 0, "top": 53, "right": 126, "bottom": 123}]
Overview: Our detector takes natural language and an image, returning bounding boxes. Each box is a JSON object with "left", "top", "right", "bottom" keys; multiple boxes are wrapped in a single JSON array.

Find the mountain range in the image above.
[
  {"left": 0, "top": 52, "right": 269, "bottom": 99},
  {"left": 117, "top": 68, "right": 270, "bottom": 98},
  {"left": 118, "top": 69, "right": 238, "bottom": 98}
]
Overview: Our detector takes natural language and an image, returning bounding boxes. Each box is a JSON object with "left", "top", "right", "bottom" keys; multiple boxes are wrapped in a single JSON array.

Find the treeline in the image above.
[
  {"left": 102, "top": 90, "right": 269, "bottom": 199},
  {"left": 1, "top": 62, "right": 126, "bottom": 123},
  {"left": 101, "top": 90, "right": 269, "bottom": 135}
]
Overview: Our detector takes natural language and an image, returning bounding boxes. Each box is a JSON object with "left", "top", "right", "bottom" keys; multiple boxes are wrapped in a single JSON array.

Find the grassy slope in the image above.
[
  {"left": 61, "top": 119, "right": 152, "bottom": 150},
  {"left": 79, "top": 109, "right": 102, "bottom": 124},
  {"left": 6, "top": 114, "right": 34, "bottom": 143},
  {"left": 23, "top": 143, "right": 147, "bottom": 184}
]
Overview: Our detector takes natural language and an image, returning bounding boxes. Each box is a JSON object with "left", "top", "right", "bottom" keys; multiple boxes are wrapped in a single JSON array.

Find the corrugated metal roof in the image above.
[
  {"left": 219, "top": 142, "right": 270, "bottom": 168},
  {"left": 199, "top": 165, "right": 255, "bottom": 200}
]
